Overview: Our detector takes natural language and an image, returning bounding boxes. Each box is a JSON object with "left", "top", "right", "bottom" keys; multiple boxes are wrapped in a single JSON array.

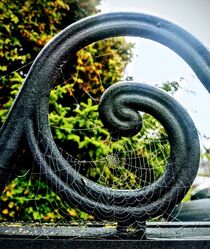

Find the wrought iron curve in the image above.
[{"left": 0, "top": 12, "right": 209, "bottom": 222}]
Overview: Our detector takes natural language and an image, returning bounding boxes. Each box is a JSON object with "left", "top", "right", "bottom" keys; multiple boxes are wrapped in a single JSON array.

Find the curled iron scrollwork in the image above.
[{"left": 0, "top": 12, "right": 209, "bottom": 223}]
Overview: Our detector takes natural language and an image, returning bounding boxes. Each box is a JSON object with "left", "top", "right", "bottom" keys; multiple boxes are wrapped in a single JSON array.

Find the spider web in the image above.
[
  {"left": 53, "top": 113, "right": 169, "bottom": 191},
  {"left": 0, "top": 37, "right": 208, "bottom": 238}
]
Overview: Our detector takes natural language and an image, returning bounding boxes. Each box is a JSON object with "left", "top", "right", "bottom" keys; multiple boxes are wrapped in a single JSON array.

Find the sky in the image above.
[{"left": 99, "top": 0, "right": 210, "bottom": 147}]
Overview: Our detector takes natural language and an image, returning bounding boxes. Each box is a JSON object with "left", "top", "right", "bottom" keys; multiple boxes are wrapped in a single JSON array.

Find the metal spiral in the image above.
[{"left": 0, "top": 12, "right": 209, "bottom": 222}]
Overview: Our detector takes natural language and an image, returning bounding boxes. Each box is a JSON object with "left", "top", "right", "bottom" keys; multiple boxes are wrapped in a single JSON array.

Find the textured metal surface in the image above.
[
  {"left": 0, "top": 12, "right": 209, "bottom": 223},
  {"left": 1, "top": 222, "right": 210, "bottom": 240},
  {"left": 1, "top": 223, "right": 210, "bottom": 249}
]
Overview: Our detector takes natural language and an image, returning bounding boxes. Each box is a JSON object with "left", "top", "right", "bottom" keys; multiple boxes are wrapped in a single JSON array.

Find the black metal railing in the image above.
[{"left": 0, "top": 12, "right": 209, "bottom": 241}]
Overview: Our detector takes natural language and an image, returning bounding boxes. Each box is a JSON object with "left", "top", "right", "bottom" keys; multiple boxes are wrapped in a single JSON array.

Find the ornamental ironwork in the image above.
[{"left": 0, "top": 12, "right": 209, "bottom": 234}]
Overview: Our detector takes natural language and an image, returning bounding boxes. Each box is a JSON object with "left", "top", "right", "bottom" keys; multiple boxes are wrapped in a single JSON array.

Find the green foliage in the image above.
[
  {"left": 0, "top": 172, "right": 94, "bottom": 222},
  {"left": 202, "top": 145, "right": 210, "bottom": 161},
  {"left": 161, "top": 81, "right": 180, "bottom": 94},
  {"left": 0, "top": 0, "right": 100, "bottom": 125}
]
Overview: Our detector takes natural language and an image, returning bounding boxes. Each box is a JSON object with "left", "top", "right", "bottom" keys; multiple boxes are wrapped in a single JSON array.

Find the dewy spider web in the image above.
[
  {"left": 0, "top": 36, "right": 203, "bottom": 234},
  {"left": 54, "top": 113, "right": 170, "bottom": 191}
]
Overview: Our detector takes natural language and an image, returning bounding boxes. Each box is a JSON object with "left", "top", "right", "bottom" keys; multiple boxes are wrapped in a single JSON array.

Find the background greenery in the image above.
[{"left": 0, "top": 0, "right": 197, "bottom": 222}]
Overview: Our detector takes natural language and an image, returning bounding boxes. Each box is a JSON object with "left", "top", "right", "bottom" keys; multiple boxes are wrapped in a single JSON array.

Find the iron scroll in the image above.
[{"left": 0, "top": 12, "right": 209, "bottom": 223}]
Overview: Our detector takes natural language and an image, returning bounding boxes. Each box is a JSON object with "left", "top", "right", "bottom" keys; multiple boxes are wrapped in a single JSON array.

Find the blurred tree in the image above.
[{"left": 0, "top": 0, "right": 101, "bottom": 122}]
